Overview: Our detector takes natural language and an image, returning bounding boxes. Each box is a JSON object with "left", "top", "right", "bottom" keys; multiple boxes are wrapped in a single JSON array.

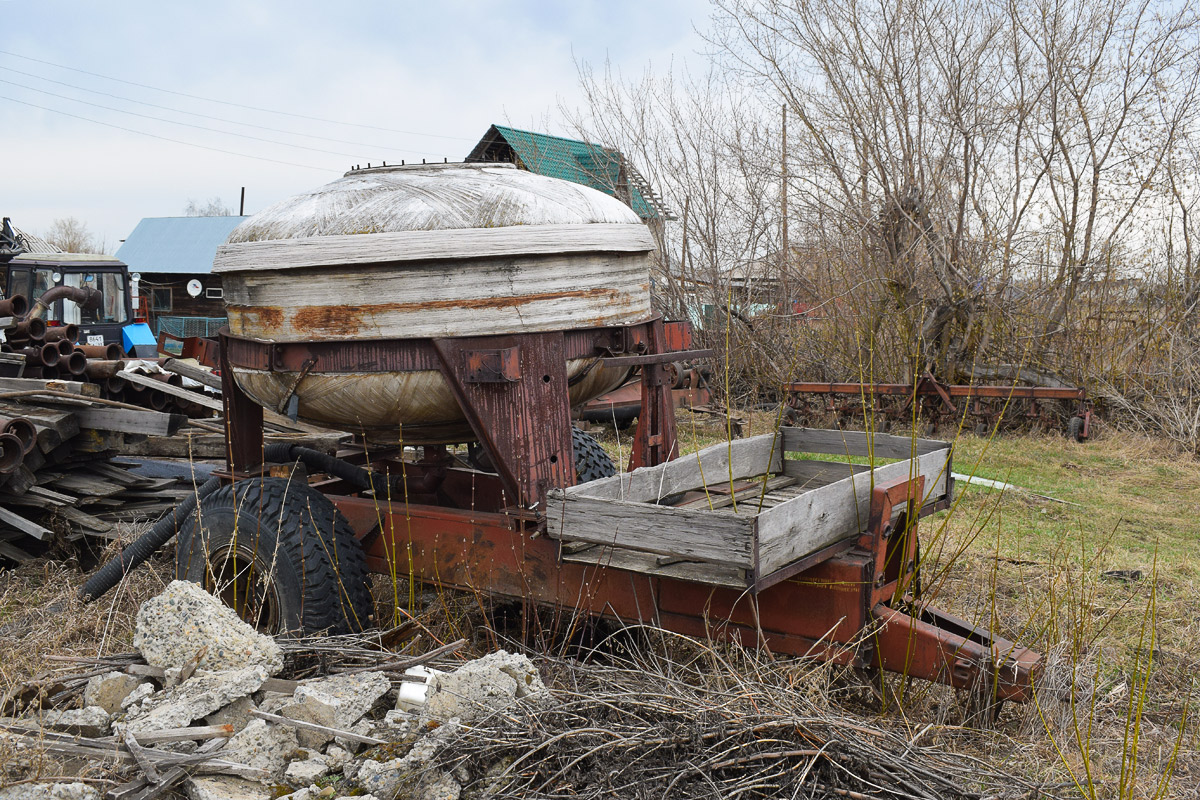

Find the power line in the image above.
[
  {"left": 0, "top": 49, "right": 476, "bottom": 142},
  {"left": 0, "top": 76, "right": 403, "bottom": 160},
  {"left": 0, "top": 63, "right": 445, "bottom": 156},
  {"left": 0, "top": 93, "right": 328, "bottom": 172}
]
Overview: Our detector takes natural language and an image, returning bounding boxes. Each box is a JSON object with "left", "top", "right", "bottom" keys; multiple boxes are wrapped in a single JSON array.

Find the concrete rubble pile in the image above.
[{"left": 0, "top": 580, "right": 552, "bottom": 800}]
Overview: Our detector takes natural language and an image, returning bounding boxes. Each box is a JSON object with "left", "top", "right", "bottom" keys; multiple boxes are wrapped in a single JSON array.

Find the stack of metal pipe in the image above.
[{"left": 0, "top": 291, "right": 214, "bottom": 418}]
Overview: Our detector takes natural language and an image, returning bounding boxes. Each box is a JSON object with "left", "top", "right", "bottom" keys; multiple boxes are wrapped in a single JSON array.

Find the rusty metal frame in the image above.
[
  {"left": 325, "top": 473, "right": 1040, "bottom": 701},
  {"left": 219, "top": 323, "right": 1041, "bottom": 702}
]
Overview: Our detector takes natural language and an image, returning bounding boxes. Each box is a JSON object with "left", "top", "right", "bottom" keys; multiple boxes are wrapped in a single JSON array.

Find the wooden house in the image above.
[
  {"left": 465, "top": 125, "right": 672, "bottom": 238},
  {"left": 115, "top": 215, "right": 246, "bottom": 337}
]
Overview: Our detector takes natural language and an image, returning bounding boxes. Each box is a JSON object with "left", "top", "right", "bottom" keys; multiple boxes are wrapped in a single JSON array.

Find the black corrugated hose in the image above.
[
  {"left": 80, "top": 446, "right": 390, "bottom": 602},
  {"left": 262, "top": 444, "right": 393, "bottom": 496},
  {"left": 80, "top": 476, "right": 222, "bottom": 602}
]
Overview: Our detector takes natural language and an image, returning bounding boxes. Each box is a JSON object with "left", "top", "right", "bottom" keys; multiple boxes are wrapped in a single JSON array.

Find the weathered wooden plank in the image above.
[
  {"left": 0, "top": 504, "right": 53, "bottom": 540},
  {"left": 221, "top": 250, "right": 651, "bottom": 341},
  {"left": 52, "top": 505, "right": 114, "bottom": 533},
  {"left": 26, "top": 485, "right": 77, "bottom": 504},
  {"left": 48, "top": 473, "right": 125, "bottom": 498},
  {"left": 560, "top": 543, "right": 748, "bottom": 589},
  {"left": 780, "top": 427, "right": 947, "bottom": 459},
  {"left": 215, "top": 223, "right": 656, "bottom": 272},
  {"left": 0, "top": 540, "right": 34, "bottom": 563},
  {"left": 547, "top": 493, "right": 755, "bottom": 568},
  {"left": 756, "top": 447, "right": 952, "bottom": 576},
  {"left": 85, "top": 461, "right": 144, "bottom": 486},
  {"left": 162, "top": 359, "right": 223, "bottom": 390},
  {"left": 0, "top": 404, "right": 79, "bottom": 452},
  {"left": 68, "top": 406, "right": 185, "bottom": 436},
  {"left": 120, "top": 371, "right": 223, "bottom": 411},
  {"left": 781, "top": 459, "right": 873, "bottom": 489},
  {"left": 0, "top": 377, "right": 99, "bottom": 396},
  {"left": 3, "top": 465, "right": 36, "bottom": 495},
  {"left": 568, "top": 433, "right": 782, "bottom": 504},
  {"left": 71, "top": 428, "right": 125, "bottom": 454},
  {"left": 675, "top": 474, "right": 797, "bottom": 510}
]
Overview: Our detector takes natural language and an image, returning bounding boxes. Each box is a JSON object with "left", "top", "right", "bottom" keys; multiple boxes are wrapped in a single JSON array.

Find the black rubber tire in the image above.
[
  {"left": 175, "top": 477, "right": 374, "bottom": 635},
  {"left": 572, "top": 427, "right": 616, "bottom": 484},
  {"left": 1068, "top": 415, "right": 1086, "bottom": 442}
]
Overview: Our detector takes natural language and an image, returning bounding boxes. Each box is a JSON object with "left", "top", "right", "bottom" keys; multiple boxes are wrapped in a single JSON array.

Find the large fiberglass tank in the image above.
[{"left": 213, "top": 162, "right": 655, "bottom": 444}]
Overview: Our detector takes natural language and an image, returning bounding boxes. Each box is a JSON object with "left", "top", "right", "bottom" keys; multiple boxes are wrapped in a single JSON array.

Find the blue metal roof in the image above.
[{"left": 116, "top": 216, "right": 247, "bottom": 275}]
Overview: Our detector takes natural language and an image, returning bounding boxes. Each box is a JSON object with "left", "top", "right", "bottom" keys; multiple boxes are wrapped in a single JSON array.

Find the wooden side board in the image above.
[
  {"left": 569, "top": 432, "right": 783, "bottom": 504},
  {"left": 756, "top": 447, "right": 952, "bottom": 576},
  {"left": 546, "top": 494, "right": 755, "bottom": 569},
  {"left": 781, "top": 427, "right": 947, "bottom": 459},
  {"left": 550, "top": 427, "right": 954, "bottom": 584}
]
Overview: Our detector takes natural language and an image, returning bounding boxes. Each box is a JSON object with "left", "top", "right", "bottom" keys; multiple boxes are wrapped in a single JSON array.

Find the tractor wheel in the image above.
[
  {"left": 175, "top": 477, "right": 373, "bottom": 635},
  {"left": 573, "top": 427, "right": 616, "bottom": 483},
  {"left": 1068, "top": 415, "right": 1087, "bottom": 442}
]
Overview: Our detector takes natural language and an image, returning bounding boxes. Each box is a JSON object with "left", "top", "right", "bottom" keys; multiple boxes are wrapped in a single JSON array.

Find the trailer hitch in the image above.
[{"left": 860, "top": 478, "right": 1042, "bottom": 703}]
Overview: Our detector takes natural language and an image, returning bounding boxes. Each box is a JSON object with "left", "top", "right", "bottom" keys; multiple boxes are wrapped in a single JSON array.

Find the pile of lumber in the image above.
[
  {"left": 0, "top": 365, "right": 349, "bottom": 565},
  {"left": 0, "top": 376, "right": 195, "bottom": 564}
]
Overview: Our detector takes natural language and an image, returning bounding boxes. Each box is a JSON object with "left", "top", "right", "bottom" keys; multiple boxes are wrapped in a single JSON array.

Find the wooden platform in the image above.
[{"left": 547, "top": 427, "right": 953, "bottom": 591}]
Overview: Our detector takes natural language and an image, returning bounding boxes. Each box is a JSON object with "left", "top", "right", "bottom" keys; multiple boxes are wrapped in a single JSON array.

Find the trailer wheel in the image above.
[
  {"left": 573, "top": 427, "right": 616, "bottom": 484},
  {"left": 176, "top": 477, "right": 374, "bottom": 635},
  {"left": 1068, "top": 415, "right": 1087, "bottom": 442}
]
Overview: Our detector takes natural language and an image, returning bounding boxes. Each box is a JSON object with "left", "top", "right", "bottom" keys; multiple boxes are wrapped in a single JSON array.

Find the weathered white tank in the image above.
[{"left": 213, "top": 162, "right": 655, "bottom": 443}]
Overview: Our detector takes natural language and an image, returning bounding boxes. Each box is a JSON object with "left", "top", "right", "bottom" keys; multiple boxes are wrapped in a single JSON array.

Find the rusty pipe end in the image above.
[
  {"left": 0, "top": 294, "right": 28, "bottom": 318},
  {"left": 0, "top": 417, "right": 37, "bottom": 455},
  {"left": 65, "top": 351, "right": 88, "bottom": 376},
  {"left": 0, "top": 432, "right": 24, "bottom": 473},
  {"left": 38, "top": 343, "right": 60, "bottom": 367}
]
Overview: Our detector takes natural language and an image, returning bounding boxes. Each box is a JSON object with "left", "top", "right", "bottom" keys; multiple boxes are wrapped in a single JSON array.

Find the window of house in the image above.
[{"left": 151, "top": 288, "right": 172, "bottom": 312}]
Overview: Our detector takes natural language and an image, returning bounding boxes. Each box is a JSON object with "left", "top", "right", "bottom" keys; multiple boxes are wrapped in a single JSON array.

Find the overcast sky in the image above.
[{"left": 2, "top": 0, "right": 711, "bottom": 251}]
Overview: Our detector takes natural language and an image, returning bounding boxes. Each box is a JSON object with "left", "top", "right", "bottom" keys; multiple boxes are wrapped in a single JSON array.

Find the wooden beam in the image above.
[
  {"left": 66, "top": 406, "right": 186, "bottom": 436},
  {"left": 120, "top": 371, "right": 223, "bottom": 411},
  {"left": 0, "top": 377, "right": 99, "bottom": 397},
  {"left": 0, "top": 504, "right": 53, "bottom": 539},
  {"left": 162, "top": 359, "right": 222, "bottom": 390}
]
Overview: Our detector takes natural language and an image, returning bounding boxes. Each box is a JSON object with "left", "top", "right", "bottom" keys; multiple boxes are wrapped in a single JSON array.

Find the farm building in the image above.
[
  {"left": 465, "top": 125, "right": 672, "bottom": 235},
  {"left": 115, "top": 215, "right": 246, "bottom": 337}
]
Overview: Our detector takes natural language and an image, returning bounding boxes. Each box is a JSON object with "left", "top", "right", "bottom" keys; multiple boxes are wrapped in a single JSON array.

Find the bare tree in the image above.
[
  {"left": 184, "top": 197, "right": 233, "bottom": 216},
  {"left": 43, "top": 217, "right": 100, "bottom": 253}
]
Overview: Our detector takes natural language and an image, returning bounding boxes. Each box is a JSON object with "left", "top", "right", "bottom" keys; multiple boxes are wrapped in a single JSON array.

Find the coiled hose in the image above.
[
  {"left": 80, "top": 446, "right": 390, "bottom": 602},
  {"left": 80, "top": 476, "right": 222, "bottom": 601}
]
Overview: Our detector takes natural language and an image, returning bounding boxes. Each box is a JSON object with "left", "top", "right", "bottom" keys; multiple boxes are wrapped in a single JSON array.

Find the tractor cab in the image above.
[{"left": 3, "top": 253, "right": 133, "bottom": 346}]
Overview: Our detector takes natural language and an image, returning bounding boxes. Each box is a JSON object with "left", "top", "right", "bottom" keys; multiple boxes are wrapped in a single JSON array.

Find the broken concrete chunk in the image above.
[
  {"left": 120, "top": 681, "right": 155, "bottom": 711},
  {"left": 284, "top": 755, "right": 330, "bottom": 786},
  {"left": 134, "top": 580, "right": 284, "bottom": 675},
  {"left": 355, "top": 722, "right": 460, "bottom": 800},
  {"left": 423, "top": 650, "right": 548, "bottom": 724},
  {"left": 323, "top": 743, "right": 352, "bottom": 771},
  {"left": 205, "top": 695, "right": 257, "bottom": 732},
  {"left": 282, "top": 671, "right": 390, "bottom": 748},
  {"left": 419, "top": 772, "right": 462, "bottom": 800},
  {"left": 40, "top": 705, "right": 111, "bottom": 738},
  {"left": 183, "top": 775, "right": 274, "bottom": 800},
  {"left": 0, "top": 782, "right": 100, "bottom": 800},
  {"left": 124, "top": 666, "right": 269, "bottom": 735},
  {"left": 83, "top": 671, "right": 144, "bottom": 715},
  {"left": 220, "top": 717, "right": 299, "bottom": 777}
]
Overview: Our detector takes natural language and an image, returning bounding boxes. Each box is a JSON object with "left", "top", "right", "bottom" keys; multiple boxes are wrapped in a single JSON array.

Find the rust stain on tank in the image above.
[
  {"left": 290, "top": 287, "right": 622, "bottom": 335},
  {"left": 228, "top": 305, "right": 285, "bottom": 329}
]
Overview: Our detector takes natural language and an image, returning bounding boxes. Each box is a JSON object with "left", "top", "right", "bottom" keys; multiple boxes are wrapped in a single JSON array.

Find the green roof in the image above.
[{"left": 466, "top": 125, "right": 663, "bottom": 220}]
